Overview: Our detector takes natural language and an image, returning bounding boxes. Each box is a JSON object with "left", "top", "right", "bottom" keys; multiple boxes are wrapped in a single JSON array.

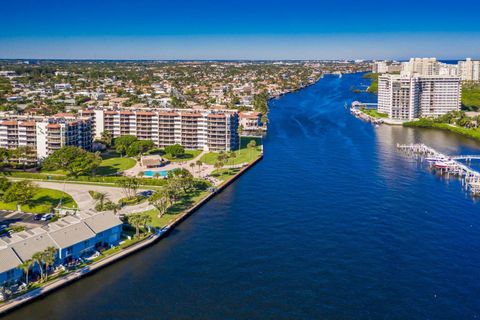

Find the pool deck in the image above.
[{"left": 124, "top": 150, "right": 216, "bottom": 180}]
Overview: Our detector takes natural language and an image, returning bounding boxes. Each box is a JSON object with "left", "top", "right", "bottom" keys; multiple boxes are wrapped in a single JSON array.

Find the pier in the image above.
[{"left": 397, "top": 143, "right": 480, "bottom": 196}]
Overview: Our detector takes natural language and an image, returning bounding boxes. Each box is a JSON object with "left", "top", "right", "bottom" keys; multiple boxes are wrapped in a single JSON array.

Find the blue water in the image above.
[
  {"left": 143, "top": 170, "right": 169, "bottom": 177},
  {"left": 5, "top": 73, "right": 480, "bottom": 319}
]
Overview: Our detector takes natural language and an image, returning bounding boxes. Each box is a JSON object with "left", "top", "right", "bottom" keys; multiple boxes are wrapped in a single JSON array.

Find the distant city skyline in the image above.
[{"left": 2, "top": 0, "right": 480, "bottom": 60}]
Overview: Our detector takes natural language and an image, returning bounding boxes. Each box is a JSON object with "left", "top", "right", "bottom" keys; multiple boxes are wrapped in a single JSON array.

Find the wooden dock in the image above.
[{"left": 397, "top": 143, "right": 480, "bottom": 196}]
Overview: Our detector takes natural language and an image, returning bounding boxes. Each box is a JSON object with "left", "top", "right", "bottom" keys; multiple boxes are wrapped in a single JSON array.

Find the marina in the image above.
[{"left": 397, "top": 143, "right": 480, "bottom": 196}]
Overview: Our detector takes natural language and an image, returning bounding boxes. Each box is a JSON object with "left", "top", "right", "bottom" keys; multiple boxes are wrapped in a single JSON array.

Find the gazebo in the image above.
[{"left": 140, "top": 155, "right": 164, "bottom": 168}]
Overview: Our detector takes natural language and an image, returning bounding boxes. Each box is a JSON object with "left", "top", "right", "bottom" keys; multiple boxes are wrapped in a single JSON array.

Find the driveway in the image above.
[
  {"left": 33, "top": 181, "right": 142, "bottom": 211},
  {"left": 33, "top": 181, "right": 156, "bottom": 215}
]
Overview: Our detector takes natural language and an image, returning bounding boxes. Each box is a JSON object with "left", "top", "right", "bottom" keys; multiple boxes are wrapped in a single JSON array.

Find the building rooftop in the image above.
[
  {"left": 0, "top": 247, "right": 22, "bottom": 274},
  {"left": 0, "top": 211, "right": 122, "bottom": 272}
]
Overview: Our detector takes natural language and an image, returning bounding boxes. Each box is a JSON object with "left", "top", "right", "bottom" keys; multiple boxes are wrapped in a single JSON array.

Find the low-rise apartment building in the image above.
[
  {"left": 81, "top": 108, "right": 239, "bottom": 151},
  {"left": 0, "top": 113, "right": 92, "bottom": 164},
  {"left": 0, "top": 211, "right": 122, "bottom": 286},
  {"left": 378, "top": 74, "right": 461, "bottom": 120}
]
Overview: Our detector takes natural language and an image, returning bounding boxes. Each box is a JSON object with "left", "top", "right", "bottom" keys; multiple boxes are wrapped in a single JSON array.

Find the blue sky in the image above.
[{"left": 1, "top": 0, "right": 479, "bottom": 60}]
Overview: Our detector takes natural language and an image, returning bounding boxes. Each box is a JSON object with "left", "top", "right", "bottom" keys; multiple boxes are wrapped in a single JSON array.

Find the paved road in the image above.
[
  {"left": 33, "top": 181, "right": 126, "bottom": 210},
  {"left": 34, "top": 181, "right": 153, "bottom": 214}
]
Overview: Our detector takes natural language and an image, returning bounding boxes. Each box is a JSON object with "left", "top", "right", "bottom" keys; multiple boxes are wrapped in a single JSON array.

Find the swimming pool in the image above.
[{"left": 143, "top": 170, "right": 170, "bottom": 177}]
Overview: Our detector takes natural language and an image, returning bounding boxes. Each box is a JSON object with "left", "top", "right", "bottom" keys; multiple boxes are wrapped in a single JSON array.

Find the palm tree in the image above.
[
  {"left": 18, "top": 259, "right": 34, "bottom": 287},
  {"left": 32, "top": 252, "right": 44, "bottom": 282},
  {"left": 93, "top": 192, "right": 109, "bottom": 209},
  {"left": 189, "top": 162, "right": 195, "bottom": 175},
  {"left": 43, "top": 247, "right": 57, "bottom": 281},
  {"left": 247, "top": 140, "right": 257, "bottom": 160},
  {"left": 100, "top": 130, "right": 113, "bottom": 147},
  {"left": 195, "top": 160, "right": 202, "bottom": 174},
  {"left": 128, "top": 214, "right": 143, "bottom": 238},
  {"left": 228, "top": 152, "right": 237, "bottom": 165},
  {"left": 214, "top": 161, "right": 224, "bottom": 171},
  {"left": 140, "top": 214, "right": 152, "bottom": 233}
]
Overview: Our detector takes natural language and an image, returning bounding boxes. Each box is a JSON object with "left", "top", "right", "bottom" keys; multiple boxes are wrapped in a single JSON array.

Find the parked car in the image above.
[
  {"left": 138, "top": 190, "right": 154, "bottom": 198},
  {"left": 0, "top": 225, "right": 7, "bottom": 231},
  {"left": 34, "top": 214, "right": 43, "bottom": 221},
  {"left": 40, "top": 213, "right": 53, "bottom": 221}
]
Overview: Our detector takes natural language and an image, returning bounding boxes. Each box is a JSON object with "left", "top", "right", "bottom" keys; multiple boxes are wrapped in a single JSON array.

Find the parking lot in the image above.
[{"left": 0, "top": 210, "right": 48, "bottom": 230}]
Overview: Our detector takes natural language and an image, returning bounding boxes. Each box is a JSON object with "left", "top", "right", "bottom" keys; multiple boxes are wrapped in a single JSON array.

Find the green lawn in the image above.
[
  {"left": 96, "top": 156, "right": 137, "bottom": 175},
  {"left": 201, "top": 147, "right": 262, "bottom": 165},
  {"left": 40, "top": 169, "right": 67, "bottom": 175},
  {"left": 0, "top": 188, "right": 77, "bottom": 213},
  {"left": 210, "top": 168, "right": 241, "bottom": 181},
  {"left": 162, "top": 150, "right": 202, "bottom": 162},
  {"left": 201, "top": 136, "right": 263, "bottom": 165},
  {"left": 403, "top": 119, "right": 480, "bottom": 141},
  {"left": 363, "top": 73, "right": 379, "bottom": 94},
  {"left": 462, "top": 84, "right": 480, "bottom": 111},
  {"left": 143, "top": 190, "right": 210, "bottom": 228},
  {"left": 361, "top": 108, "right": 388, "bottom": 118},
  {"left": 41, "top": 152, "right": 137, "bottom": 176}
]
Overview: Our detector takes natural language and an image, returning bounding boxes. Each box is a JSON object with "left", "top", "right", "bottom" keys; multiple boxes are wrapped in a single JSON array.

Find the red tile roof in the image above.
[
  {"left": 181, "top": 113, "right": 202, "bottom": 117},
  {"left": 19, "top": 121, "right": 35, "bottom": 127},
  {"left": 0, "top": 121, "right": 17, "bottom": 126},
  {"left": 158, "top": 112, "right": 179, "bottom": 116},
  {"left": 207, "top": 114, "right": 226, "bottom": 118}
]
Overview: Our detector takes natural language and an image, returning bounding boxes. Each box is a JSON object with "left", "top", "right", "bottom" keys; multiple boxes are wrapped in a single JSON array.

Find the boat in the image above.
[{"left": 433, "top": 161, "right": 449, "bottom": 169}]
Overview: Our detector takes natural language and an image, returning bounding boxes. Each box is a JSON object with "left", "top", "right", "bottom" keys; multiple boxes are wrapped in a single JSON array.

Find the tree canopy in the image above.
[
  {"left": 164, "top": 144, "right": 185, "bottom": 158},
  {"left": 114, "top": 135, "right": 138, "bottom": 156},
  {"left": 126, "top": 140, "right": 155, "bottom": 157},
  {"left": 115, "top": 177, "right": 140, "bottom": 199},
  {"left": 41, "top": 146, "right": 101, "bottom": 177},
  {"left": 3, "top": 180, "right": 38, "bottom": 211}
]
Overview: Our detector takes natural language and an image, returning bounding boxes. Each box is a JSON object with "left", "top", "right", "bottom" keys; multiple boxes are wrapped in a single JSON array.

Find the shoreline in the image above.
[
  {"left": 0, "top": 154, "right": 264, "bottom": 316},
  {"left": 403, "top": 119, "right": 480, "bottom": 142}
]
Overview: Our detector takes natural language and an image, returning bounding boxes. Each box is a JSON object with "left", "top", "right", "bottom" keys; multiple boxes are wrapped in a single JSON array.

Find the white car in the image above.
[{"left": 40, "top": 214, "right": 53, "bottom": 221}]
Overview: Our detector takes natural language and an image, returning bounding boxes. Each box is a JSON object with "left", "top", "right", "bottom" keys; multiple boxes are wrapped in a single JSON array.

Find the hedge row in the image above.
[{"left": 0, "top": 171, "right": 167, "bottom": 186}]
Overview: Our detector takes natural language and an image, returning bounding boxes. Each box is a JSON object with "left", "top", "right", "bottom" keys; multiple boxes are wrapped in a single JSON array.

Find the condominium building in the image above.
[
  {"left": 401, "top": 58, "right": 440, "bottom": 76},
  {"left": 0, "top": 113, "right": 92, "bottom": 163},
  {"left": 458, "top": 58, "right": 480, "bottom": 81},
  {"left": 372, "top": 61, "right": 401, "bottom": 74},
  {"left": 80, "top": 108, "right": 239, "bottom": 151},
  {"left": 378, "top": 74, "right": 461, "bottom": 120},
  {"left": 401, "top": 57, "right": 480, "bottom": 81}
]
